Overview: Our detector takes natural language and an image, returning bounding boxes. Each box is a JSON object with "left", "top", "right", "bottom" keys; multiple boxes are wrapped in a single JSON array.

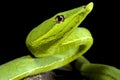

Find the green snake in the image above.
[{"left": 0, "top": 2, "right": 120, "bottom": 80}]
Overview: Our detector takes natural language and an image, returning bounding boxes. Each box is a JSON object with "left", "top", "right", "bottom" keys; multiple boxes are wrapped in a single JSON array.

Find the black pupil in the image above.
[
  {"left": 56, "top": 15, "right": 64, "bottom": 23},
  {"left": 57, "top": 15, "right": 63, "bottom": 21}
]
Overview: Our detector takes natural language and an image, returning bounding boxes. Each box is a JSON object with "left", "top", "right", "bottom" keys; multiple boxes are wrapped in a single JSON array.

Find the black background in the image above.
[{"left": 0, "top": 0, "right": 119, "bottom": 69}]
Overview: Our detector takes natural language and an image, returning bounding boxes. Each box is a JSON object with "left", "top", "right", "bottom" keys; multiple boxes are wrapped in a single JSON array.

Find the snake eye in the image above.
[{"left": 55, "top": 15, "right": 65, "bottom": 23}]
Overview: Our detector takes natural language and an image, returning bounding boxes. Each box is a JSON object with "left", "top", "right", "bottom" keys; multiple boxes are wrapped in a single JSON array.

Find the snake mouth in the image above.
[{"left": 73, "top": 2, "right": 93, "bottom": 24}]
